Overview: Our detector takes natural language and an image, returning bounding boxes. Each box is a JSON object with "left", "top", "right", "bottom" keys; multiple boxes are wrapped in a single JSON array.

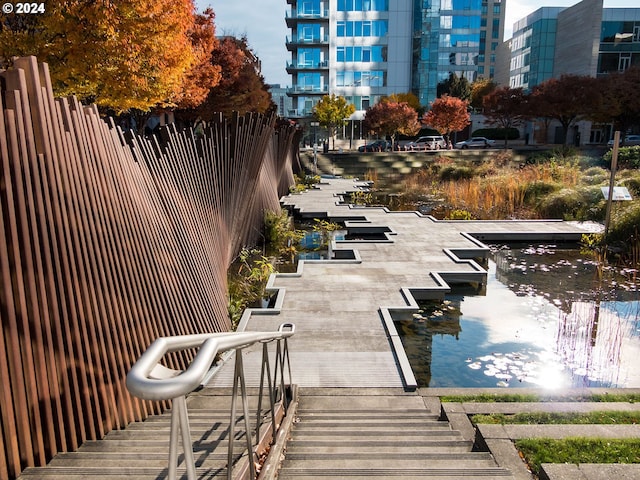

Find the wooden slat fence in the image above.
[{"left": 0, "top": 56, "right": 298, "bottom": 479}]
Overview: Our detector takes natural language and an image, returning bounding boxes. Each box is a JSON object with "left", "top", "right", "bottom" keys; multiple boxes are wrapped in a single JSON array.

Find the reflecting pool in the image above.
[{"left": 396, "top": 245, "right": 640, "bottom": 389}]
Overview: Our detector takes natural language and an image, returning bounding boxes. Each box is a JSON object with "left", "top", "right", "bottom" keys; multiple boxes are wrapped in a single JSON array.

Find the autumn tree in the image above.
[
  {"left": 385, "top": 92, "right": 424, "bottom": 116},
  {"left": 172, "top": 9, "right": 222, "bottom": 110},
  {"left": 313, "top": 94, "right": 356, "bottom": 149},
  {"left": 470, "top": 78, "right": 497, "bottom": 111},
  {"left": 0, "top": 0, "right": 219, "bottom": 112},
  {"left": 193, "top": 36, "right": 274, "bottom": 118},
  {"left": 422, "top": 95, "right": 470, "bottom": 146},
  {"left": 482, "top": 86, "right": 528, "bottom": 148},
  {"left": 437, "top": 73, "right": 472, "bottom": 100},
  {"left": 530, "top": 74, "right": 601, "bottom": 145},
  {"left": 363, "top": 101, "right": 421, "bottom": 147},
  {"left": 593, "top": 67, "right": 640, "bottom": 134}
]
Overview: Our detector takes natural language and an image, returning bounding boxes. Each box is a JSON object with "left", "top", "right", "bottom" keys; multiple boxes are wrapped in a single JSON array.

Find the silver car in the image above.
[
  {"left": 454, "top": 137, "right": 496, "bottom": 149},
  {"left": 607, "top": 135, "right": 640, "bottom": 147}
]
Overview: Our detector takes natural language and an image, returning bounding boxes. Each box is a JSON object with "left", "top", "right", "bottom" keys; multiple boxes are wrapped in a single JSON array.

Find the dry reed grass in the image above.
[{"left": 398, "top": 159, "right": 582, "bottom": 220}]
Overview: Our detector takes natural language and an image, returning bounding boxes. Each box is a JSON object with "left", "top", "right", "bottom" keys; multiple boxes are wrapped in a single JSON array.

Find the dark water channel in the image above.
[{"left": 395, "top": 245, "right": 640, "bottom": 389}]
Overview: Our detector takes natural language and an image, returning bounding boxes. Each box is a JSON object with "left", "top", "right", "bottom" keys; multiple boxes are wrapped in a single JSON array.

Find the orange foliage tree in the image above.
[
  {"left": 0, "top": 0, "right": 220, "bottom": 112},
  {"left": 422, "top": 95, "right": 470, "bottom": 146},
  {"left": 363, "top": 100, "right": 421, "bottom": 146}
]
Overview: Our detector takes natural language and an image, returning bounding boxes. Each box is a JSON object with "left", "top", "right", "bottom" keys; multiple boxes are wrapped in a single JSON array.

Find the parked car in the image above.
[
  {"left": 454, "top": 137, "right": 496, "bottom": 149},
  {"left": 358, "top": 140, "right": 391, "bottom": 152},
  {"left": 607, "top": 134, "right": 640, "bottom": 147},
  {"left": 405, "top": 135, "right": 447, "bottom": 150}
]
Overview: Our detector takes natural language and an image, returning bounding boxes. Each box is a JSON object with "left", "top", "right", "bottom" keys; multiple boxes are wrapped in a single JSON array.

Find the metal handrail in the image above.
[{"left": 126, "top": 323, "right": 295, "bottom": 480}]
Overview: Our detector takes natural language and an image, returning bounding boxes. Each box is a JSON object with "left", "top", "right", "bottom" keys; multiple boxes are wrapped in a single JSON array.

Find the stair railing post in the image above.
[
  {"left": 168, "top": 395, "right": 196, "bottom": 480},
  {"left": 257, "top": 341, "right": 277, "bottom": 442},
  {"left": 228, "top": 348, "right": 256, "bottom": 480}
]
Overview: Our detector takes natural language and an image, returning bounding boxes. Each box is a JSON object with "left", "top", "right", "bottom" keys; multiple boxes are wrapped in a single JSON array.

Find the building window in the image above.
[
  {"left": 336, "top": 70, "right": 385, "bottom": 87},
  {"left": 336, "top": 20, "right": 388, "bottom": 37},
  {"left": 336, "top": 46, "right": 386, "bottom": 62},
  {"left": 338, "top": 0, "right": 388, "bottom": 11},
  {"left": 300, "top": 0, "right": 321, "bottom": 16},
  {"left": 619, "top": 53, "right": 631, "bottom": 71},
  {"left": 493, "top": 4, "right": 500, "bottom": 14}
]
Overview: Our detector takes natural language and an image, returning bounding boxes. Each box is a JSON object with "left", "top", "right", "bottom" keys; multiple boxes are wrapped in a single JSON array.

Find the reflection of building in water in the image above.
[
  {"left": 556, "top": 300, "right": 640, "bottom": 387},
  {"left": 396, "top": 299, "right": 463, "bottom": 387},
  {"left": 492, "top": 246, "right": 639, "bottom": 387}
]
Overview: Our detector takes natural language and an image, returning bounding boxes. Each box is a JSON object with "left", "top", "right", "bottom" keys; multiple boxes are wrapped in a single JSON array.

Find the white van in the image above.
[{"left": 407, "top": 135, "right": 447, "bottom": 150}]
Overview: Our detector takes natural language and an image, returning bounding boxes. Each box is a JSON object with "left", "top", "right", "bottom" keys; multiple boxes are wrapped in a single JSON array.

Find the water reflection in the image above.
[{"left": 397, "top": 245, "right": 640, "bottom": 388}]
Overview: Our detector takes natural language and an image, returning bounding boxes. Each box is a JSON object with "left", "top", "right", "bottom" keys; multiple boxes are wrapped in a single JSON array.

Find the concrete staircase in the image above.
[
  {"left": 18, "top": 390, "right": 262, "bottom": 479},
  {"left": 277, "top": 389, "right": 515, "bottom": 479}
]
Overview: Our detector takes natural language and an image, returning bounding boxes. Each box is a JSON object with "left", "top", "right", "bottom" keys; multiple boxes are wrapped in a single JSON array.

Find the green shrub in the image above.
[
  {"left": 472, "top": 127, "right": 519, "bottom": 140},
  {"left": 538, "top": 188, "right": 584, "bottom": 219},
  {"left": 619, "top": 176, "right": 640, "bottom": 196},
  {"left": 580, "top": 167, "right": 609, "bottom": 186},
  {"left": 439, "top": 165, "right": 475, "bottom": 181},
  {"left": 603, "top": 145, "right": 640, "bottom": 169},
  {"left": 524, "top": 180, "right": 559, "bottom": 202},
  {"left": 608, "top": 202, "right": 640, "bottom": 245}
]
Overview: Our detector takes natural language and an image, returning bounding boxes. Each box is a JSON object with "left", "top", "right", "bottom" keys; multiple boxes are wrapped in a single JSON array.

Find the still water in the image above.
[{"left": 396, "top": 245, "right": 640, "bottom": 389}]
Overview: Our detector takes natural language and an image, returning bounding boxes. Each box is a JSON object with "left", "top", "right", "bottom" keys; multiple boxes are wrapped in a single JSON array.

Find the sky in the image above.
[{"left": 196, "top": 0, "right": 638, "bottom": 87}]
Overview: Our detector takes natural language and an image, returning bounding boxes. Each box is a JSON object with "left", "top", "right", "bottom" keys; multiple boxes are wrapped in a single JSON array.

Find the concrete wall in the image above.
[{"left": 554, "top": 0, "right": 603, "bottom": 77}]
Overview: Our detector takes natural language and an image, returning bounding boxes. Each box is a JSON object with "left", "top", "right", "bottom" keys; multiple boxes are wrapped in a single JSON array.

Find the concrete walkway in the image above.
[
  {"left": 209, "top": 177, "right": 599, "bottom": 390},
  {"left": 18, "top": 177, "right": 636, "bottom": 479}
]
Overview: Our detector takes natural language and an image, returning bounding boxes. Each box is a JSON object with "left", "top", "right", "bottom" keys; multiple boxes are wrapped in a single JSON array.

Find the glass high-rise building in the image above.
[{"left": 285, "top": 0, "right": 504, "bottom": 118}]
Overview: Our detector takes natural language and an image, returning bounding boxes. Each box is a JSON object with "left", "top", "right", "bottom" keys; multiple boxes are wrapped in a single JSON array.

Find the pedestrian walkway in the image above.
[
  {"left": 20, "top": 177, "right": 625, "bottom": 480},
  {"left": 209, "top": 177, "right": 598, "bottom": 390}
]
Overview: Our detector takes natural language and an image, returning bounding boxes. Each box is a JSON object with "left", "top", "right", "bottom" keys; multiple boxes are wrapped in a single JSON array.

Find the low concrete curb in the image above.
[{"left": 438, "top": 395, "right": 640, "bottom": 480}]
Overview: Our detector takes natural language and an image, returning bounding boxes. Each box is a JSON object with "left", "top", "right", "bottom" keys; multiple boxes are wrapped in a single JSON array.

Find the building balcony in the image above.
[
  {"left": 285, "top": 10, "right": 329, "bottom": 27},
  {"left": 287, "top": 85, "right": 329, "bottom": 96},
  {"left": 286, "top": 35, "right": 329, "bottom": 49},
  {"left": 286, "top": 60, "right": 329, "bottom": 73}
]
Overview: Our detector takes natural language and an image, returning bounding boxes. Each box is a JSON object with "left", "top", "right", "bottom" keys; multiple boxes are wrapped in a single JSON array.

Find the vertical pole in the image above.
[{"left": 604, "top": 130, "right": 621, "bottom": 236}]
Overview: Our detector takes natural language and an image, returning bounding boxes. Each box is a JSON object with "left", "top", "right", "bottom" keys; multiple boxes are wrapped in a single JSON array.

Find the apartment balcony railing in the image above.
[
  {"left": 286, "top": 60, "right": 329, "bottom": 72},
  {"left": 285, "top": 9, "right": 329, "bottom": 20},
  {"left": 286, "top": 35, "right": 330, "bottom": 47},
  {"left": 126, "top": 324, "right": 295, "bottom": 480},
  {"left": 287, "top": 85, "right": 329, "bottom": 95}
]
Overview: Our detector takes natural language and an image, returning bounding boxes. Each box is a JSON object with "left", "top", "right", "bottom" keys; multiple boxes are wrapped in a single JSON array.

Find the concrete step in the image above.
[
  {"left": 285, "top": 438, "right": 474, "bottom": 453},
  {"left": 19, "top": 466, "right": 230, "bottom": 479},
  {"left": 277, "top": 392, "right": 514, "bottom": 479},
  {"left": 281, "top": 457, "right": 500, "bottom": 469},
  {"left": 277, "top": 467, "right": 514, "bottom": 479}
]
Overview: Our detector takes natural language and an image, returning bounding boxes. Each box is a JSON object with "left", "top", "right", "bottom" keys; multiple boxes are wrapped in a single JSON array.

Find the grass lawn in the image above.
[{"left": 515, "top": 438, "right": 640, "bottom": 476}]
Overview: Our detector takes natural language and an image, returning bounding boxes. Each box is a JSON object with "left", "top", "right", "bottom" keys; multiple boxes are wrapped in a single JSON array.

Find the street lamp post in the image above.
[
  {"left": 310, "top": 121, "right": 319, "bottom": 146},
  {"left": 310, "top": 121, "right": 319, "bottom": 175}
]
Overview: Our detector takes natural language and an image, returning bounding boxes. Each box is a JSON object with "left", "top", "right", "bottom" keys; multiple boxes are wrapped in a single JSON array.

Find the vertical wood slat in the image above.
[{"left": 0, "top": 56, "right": 297, "bottom": 479}]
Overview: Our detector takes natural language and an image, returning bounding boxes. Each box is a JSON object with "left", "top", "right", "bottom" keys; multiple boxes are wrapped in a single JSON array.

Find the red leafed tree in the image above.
[
  {"left": 482, "top": 86, "right": 527, "bottom": 148},
  {"left": 363, "top": 101, "right": 421, "bottom": 146},
  {"left": 530, "top": 74, "right": 601, "bottom": 145},
  {"left": 194, "top": 36, "right": 274, "bottom": 118},
  {"left": 422, "top": 95, "right": 470, "bottom": 146},
  {"left": 593, "top": 67, "right": 640, "bottom": 135}
]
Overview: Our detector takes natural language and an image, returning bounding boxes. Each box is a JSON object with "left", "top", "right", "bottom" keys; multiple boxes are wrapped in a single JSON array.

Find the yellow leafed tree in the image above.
[{"left": 0, "top": 0, "right": 220, "bottom": 112}]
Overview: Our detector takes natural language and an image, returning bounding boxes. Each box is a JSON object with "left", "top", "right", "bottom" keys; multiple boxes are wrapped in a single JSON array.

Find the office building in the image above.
[
  {"left": 285, "top": 0, "right": 504, "bottom": 120},
  {"left": 504, "top": 0, "right": 640, "bottom": 90}
]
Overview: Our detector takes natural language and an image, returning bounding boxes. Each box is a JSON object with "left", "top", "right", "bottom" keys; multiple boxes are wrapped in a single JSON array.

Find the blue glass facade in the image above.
[
  {"left": 509, "top": 8, "right": 562, "bottom": 90},
  {"left": 412, "top": 0, "right": 498, "bottom": 107},
  {"left": 286, "top": 0, "right": 501, "bottom": 117}
]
